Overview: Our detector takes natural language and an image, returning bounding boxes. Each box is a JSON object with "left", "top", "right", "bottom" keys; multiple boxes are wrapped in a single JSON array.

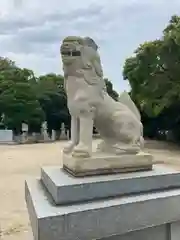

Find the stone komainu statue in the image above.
[{"left": 60, "top": 36, "right": 144, "bottom": 157}]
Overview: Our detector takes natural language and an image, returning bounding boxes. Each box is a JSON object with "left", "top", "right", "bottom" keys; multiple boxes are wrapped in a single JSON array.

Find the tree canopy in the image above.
[
  {"left": 37, "top": 73, "right": 70, "bottom": 132},
  {"left": 0, "top": 58, "right": 44, "bottom": 133},
  {"left": 123, "top": 15, "right": 180, "bottom": 140}
]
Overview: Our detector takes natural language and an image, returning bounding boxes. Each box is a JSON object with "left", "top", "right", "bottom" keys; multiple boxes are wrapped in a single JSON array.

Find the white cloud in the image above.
[{"left": 1, "top": 0, "right": 180, "bottom": 91}]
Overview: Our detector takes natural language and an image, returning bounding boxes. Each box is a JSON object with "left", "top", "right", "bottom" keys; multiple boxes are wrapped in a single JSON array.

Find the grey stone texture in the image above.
[
  {"left": 103, "top": 225, "right": 167, "bottom": 240},
  {"left": 61, "top": 36, "right": 145, "bottom": 159},
  {"left": 26, "top": 170, "right": 180, "bottom": 240},
  {"left": 41, "top": 164, "right": 180, "bottom": 204},
  {"left": 170, "top": 221, "right": 180, "bottom": 240},
  {"left": 103, "top": 222, "right": 180, "bottom": 240}
]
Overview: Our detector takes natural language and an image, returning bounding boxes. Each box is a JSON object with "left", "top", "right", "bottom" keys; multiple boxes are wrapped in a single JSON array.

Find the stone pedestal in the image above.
[
  {"left": 63, "top": 152, "right": 153, "bottom": 177},
  {"left": 26, "top": 164, "right": 180, "bottom": 240}
]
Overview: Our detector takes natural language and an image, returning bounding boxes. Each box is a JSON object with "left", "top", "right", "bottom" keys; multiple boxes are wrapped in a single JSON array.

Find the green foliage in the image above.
[
  {"left": 123, "top": 16, "right": 180, "bottom": 116},
  {"left": 0, "top": 58, "right": 44, "bottom": 133},
  {"left": 37, "top": 73, "right": 70, "bottom": 131},
  {"left": 123, "top": 15, "right": 180, "bottom": 140}
]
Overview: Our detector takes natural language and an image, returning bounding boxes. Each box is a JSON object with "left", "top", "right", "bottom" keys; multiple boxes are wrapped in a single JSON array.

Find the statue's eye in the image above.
[
  {"left": 62, "top": 51, "right": 71, "bottom": 56},
  {"left": 72, "top": 51, "right": 81, "bottom": 56}
]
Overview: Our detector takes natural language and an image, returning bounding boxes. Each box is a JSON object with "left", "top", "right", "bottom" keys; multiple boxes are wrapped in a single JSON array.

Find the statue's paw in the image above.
[
  {"left": 63, "top": 142, "right": 75, "bottom": 154},
  {"left": 113, "top": 144, "right": 140, "bottom": 155},
  {"left": 96, "top": 142, "right": 141, "bottom": 155},
  {"left": 72, "top": 144, "right": 91, "bottom": 158}
]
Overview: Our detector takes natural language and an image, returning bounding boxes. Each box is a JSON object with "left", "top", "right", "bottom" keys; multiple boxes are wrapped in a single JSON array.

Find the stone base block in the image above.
[
  {"left": 26, "top": 178, "right": 180, "bottom": 240},
  {"left": 41, "top": 164, "right": 180, "bottom": 204},
  {"left": 63, "top": 152, "right": 153, "bottom": 177}
]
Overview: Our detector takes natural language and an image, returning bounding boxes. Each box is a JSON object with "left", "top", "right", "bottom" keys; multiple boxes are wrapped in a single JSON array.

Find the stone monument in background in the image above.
[
  {"left": 41, "top": 121, "right": 49, "bottom": 141},
  {"left": 25, "top": 36, "right": 180, "bottom": 240},
  {"left": 51, "top": 129, "right": 56, "bottom": 141},
  {"left": 0, "top": 129, "right": 13, "bottom": 143},
  {"left": 21, "top": 122, "right": 28, "bottom": 143},
  {"left": 59, "top": 122, "right": 68, "bottom": 140}
]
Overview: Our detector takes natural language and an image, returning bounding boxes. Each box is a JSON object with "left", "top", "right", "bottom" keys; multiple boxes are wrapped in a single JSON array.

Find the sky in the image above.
[{"left": 1, "top": 0, "right": 180, "bottom": 92}]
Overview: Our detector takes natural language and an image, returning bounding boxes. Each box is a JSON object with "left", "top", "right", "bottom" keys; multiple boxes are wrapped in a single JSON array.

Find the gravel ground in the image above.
[{"left": 1, "top": 140, "right": 180, "bottom": 239}]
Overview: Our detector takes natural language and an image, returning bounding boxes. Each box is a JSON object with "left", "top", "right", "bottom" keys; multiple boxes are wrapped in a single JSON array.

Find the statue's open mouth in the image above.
[{"left": 61, "top": 51, "right": 81, "bottom": 57}]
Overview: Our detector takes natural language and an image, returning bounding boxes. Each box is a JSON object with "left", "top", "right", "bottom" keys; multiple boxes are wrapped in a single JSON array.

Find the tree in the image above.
[
  {"left": 123, "top": 15, "right": 180, "bottom": 140},
  {"left": 37, "top": 73, "right": 70, "bottom": 133},
  {"left": 123, "top": 40, "right": 167, "bottom": 116},
  {"left": 0, "top": 58, "right": 44, "bottom": 133}
]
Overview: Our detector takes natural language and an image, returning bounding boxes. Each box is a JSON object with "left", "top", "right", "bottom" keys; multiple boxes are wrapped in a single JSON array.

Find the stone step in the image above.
[{"left": 41, "top": 164, "right": 180, "bottom": 205}]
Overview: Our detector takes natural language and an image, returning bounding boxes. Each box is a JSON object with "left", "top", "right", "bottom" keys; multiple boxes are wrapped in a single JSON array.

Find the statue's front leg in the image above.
[
  {"left": 63, "top": 116, "right": 79, "bottom": 154},
  {"left": 72, "top": 111, "right": 94, "bottom": 158}
]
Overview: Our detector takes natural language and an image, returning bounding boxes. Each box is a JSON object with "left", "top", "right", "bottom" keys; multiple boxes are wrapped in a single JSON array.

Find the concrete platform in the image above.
[
  {"left": 41, "top": 164, "right": 180, "bottom": 204},
  {"left": 25, "top": 178, "right": 180, "bottom": 240}
]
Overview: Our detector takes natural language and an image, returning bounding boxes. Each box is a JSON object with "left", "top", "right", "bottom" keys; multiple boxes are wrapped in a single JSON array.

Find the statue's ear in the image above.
[{"left": 84, "top": 37, "right": 98, "bottom": 50}]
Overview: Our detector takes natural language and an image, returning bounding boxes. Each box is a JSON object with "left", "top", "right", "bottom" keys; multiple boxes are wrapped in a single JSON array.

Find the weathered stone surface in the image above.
[
  {"left": 104, "top": 225, "right": 167, "bottom": 240},
  {"left": 61, "top": 36, "right": 145, "bottom": 158},
  {"left": 25, "top": 178, "right": 180, "bottom": 240},
  {"left": 170, "top": 221, "right": 180, "bottom": 240},
  {"left": 41, "top": 164, "right": 180, "bottom": 204},
  {"left": 62, "top": 152, "right": 153, "bottom": 177}
]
